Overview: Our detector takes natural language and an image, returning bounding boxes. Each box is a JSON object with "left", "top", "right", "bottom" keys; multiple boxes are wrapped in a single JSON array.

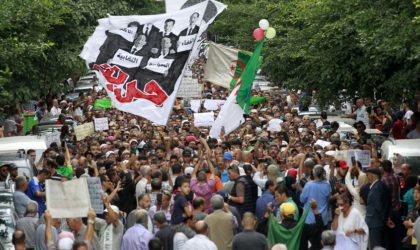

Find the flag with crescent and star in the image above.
[{"left": 204, "top": 42, "right": 253, "bottom": 89}]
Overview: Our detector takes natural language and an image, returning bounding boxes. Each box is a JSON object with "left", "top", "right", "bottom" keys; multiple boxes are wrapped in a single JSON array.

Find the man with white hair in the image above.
[
  {"left": 321, "top": 230, "right": 336, "bottom": 250},
  {"left": 204, "top": 194, "right": 236, "bottom": 250},
  {"left": 135, "top": 165, "right": 152, "bottom": 199},
  {"left": 13, "top": 175, "right": 32, "bottom": 218},
  {"left": 271, "top": 244, "right": 288, "bottom": 250},
  {"left": 16, "top": 201, "right": 39, "bottom": 249},
  {"left": 121, "top": 209, "right": 153, "bottom": 250}
]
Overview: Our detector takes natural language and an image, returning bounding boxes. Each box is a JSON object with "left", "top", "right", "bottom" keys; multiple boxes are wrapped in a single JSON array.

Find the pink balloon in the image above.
[{"left": 253, "top": 28, "right": 265, "bottom": 41}]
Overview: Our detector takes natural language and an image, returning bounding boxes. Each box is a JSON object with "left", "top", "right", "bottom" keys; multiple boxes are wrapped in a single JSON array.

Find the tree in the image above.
[
  {"left": 0, "top": 0, "right": 164, "bottom": 109},
  {"left": 211, "top": 0, "right": 420, "bottom": 106}
]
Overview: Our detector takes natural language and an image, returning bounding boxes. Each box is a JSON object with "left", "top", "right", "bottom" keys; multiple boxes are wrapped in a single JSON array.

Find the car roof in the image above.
[
  {"left": 381, "top": 139, "right": 420, "bottom": 158},
  {"left": 0, "top": 136, "right": 47, "bottom": 152}
]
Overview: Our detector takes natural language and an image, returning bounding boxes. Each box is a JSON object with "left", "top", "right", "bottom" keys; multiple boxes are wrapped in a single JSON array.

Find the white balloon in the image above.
[{"left": 259, "top": 19, "right": 270, "bottom": 30}]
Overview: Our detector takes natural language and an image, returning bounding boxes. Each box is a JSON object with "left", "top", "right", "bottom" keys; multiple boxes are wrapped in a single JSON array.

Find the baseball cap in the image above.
[
  {"left": 280, "top": 202, "right": 296, "bottom": 217},
  {"left": 223, "top": 152, "right": 233, "bottom": 160},
  {"left": 186, "top": 135, "right": 198, "bottom": 143},
  {"left": 339, "top": 160, "right": 347, "bottom": 170},
  {"left": 104, "top": 205, "right": 120, "bottom": 214},
  {"left": 129, "top": 139, "right": 138, "bottom": 144},
  {"left": 185, "top": 166, "right": 194, "bottom": 176},
  {"left": 105, "top": 151, "right": 115, "bottom": 158}
]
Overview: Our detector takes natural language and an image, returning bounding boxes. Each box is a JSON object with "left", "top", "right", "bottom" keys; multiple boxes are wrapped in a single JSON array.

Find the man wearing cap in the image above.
[
  {"left": 365, "top": 167, "right": 391, "bottom": 248},
  {"left": 221, "top": 152, "right": 233, "bottom": 183}
]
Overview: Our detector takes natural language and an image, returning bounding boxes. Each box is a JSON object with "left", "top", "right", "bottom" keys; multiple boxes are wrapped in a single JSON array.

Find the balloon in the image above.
[
  {"left": 259, "top": 19, "right": 270, "bottom": 30},
  {"left": 253, "top": 28, "right": 265, "bottom": 41},
  {"left": 265, "top": 27, "right": 276, "bottom": 39}
]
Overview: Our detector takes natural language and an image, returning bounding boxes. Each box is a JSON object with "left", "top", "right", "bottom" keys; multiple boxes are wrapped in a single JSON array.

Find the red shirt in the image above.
[{"left": 392, "top": 120, "right": 405, "bottom": 139}]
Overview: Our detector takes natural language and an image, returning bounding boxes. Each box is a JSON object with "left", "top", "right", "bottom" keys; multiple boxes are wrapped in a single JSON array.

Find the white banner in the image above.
[
  {"left": 94, "top": 117, "right": 109, "bottom": 131},
  {"left": 46, "top": 178, "right": 91, "bottom": 218},
  {"left": 110, "top": 49, "right": 143, "bottom": 68},
  {"left": 80, "top": 2, "right": 209, "bottom": 125},
  {"left": 194, "top": 112, "right": 214, "bottom": 127}
]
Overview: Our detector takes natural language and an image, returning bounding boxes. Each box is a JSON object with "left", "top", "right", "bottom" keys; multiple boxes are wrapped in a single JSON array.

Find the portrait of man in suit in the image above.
[
  {"left": 159, "top": 37, "right": 176, "bottom": 59},
  {"left": 161, "top": 19, "right": 178, "bottom": 53},
  {"left": 180, "top": 12, "right": 200, "bottom": 36},
  {"left": 138, "top": 23, "right": 162, "bottom": 55},
  {"left": 95, "top": 21, "right": 141, "bottom": 65}
]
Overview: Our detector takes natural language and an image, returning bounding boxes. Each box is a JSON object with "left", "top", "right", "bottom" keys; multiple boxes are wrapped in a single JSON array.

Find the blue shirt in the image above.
[
  {"left": 300, "top": 180, "right": 331, "bottom": 225},
  {"left": 26, "top": 177, "right": 45, "bottom": 216},
  {"left": 255, "top": 191, "right": 275, "bottom": 220},
  {"left": 221, "top": 170, "right": 229, "bottom": 183},
  {"left": 121, "top": 224, "right": 153, "bottom": 250}
]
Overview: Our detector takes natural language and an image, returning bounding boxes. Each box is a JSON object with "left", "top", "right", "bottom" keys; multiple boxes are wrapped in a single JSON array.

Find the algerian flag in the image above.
[
  {"left": 209, "top": 40, "right": 265, "bottom": 139},
  {"left": 267, "top": 208, "right": 310, "bottom": 250},
  {"left": 204, "top": 42, "right": 252, "bottom": 89},
  {"left": 236, "top": 39, "right": 265, "bottom": 114},
  {"left": 209, "top": 84, "right": 245, "bottom": 138}
]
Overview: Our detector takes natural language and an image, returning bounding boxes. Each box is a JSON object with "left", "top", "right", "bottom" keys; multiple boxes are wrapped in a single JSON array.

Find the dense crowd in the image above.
[{"left": 1, "top": 84, "right": 420, "bottom": 250}]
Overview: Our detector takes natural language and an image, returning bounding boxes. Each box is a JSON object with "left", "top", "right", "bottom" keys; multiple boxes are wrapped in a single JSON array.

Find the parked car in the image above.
[
  {"left": 36, "top": 116, "right": 74, "bottom": 135},
  {"left": 381, "top": 139, "right": 420, "bottom": 174}
]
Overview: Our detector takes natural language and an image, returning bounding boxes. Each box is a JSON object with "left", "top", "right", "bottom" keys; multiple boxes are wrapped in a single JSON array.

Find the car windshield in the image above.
[{"left": 404, "top": 156, "right": 420, "bottom": 175}]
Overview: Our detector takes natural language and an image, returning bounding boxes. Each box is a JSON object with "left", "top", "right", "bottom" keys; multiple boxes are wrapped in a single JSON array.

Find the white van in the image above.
[{"left": 381, "top": 139, "right": 420, "bottom": 174}]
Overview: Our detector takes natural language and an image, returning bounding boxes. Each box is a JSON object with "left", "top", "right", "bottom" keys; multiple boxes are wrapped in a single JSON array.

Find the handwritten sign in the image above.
[
  {"left": 75, "top": 122, "right": 94, "bottom": 141},
  {"left": 94, "top": 117, "right": 109, "bottom": 131},
  {"left": 145, "top": 57, "right": 174, "bottom": 74},
  {"left": 177, "top": 34, "right": 196, "bottom": 52},
  {"left": 314, "top": 140, "right": 331, "bottom": 149},
  {"left": 267, "top": 119, "right": 283, "bottom": 132},
  {"left": 204, "top": 99, "right": 225, "bottom": 111},
  {"left": 109, "top": 27, "right": 137, "bottom": 42},
  {"left": 194, "top": 112, "right": 215, "bottom": 127},
  {"left": 177, "top": 77, "right": 203, "bottom": 98},
  {"left": 44, "top": 131, "right": 61, "bottom": 148},
  {"left": 46, "top": 178, "right": 91, "bottom": 218},
  {"left": 110, "top": 49, "right": 143, "bottom": 68},
  {"left": 86, "top": 177, "right": 104, "bottom": 214},
  {"left": 347, "top": 150, "right": 371, "bottom": 169}
]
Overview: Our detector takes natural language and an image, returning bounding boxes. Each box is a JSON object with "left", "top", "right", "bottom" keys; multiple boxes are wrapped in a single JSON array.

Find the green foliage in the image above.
[
  {"left": 0, "top": 0, "right": 164, "bottom": 108},
  {"left": 211, "top": 0, "right": 420, "bottom": 105}
]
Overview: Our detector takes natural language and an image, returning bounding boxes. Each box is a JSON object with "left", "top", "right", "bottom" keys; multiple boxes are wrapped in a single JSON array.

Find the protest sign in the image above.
[
  {"left": 314, "top": 140, "right": 331, "bottom": 149},
  {"left": 44, "top": 131, "right": 61, "bottom": 148},
  {"left": 267, "top": 119, "right": 283, "bottom": 132},
  {"left": 94, "top": 98, "right": 112, "bottom": 109},
  {"left": 194, "top": 112, "right": 214, "bottom": 127},
  {"left": 75, "top": 122, "right": 94, "bottom": 141},
  {"left": 94, "top": 117, "right": 109, "bottom": 131},
  {"left": 347, "top": 150, "right": 371, "bottom": 169},
  {"left": 177, "top": 76, "right": 203, "bottom": 99},
  {"left": 190, "top": 99, "right": 201, "bottom": 113},
  {"left": 86, "top": 177, "right": 104, "bottom": 214},
  {"left": 46, "top": 178, "right": 91, "bottom": 218},
  {"left": 204, "top": 99, "right": 225, "bottom": 111}
]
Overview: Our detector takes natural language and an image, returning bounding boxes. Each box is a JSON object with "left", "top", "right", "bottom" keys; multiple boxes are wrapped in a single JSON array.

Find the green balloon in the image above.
[{"left": 265, "top": 27, "right": 276, "bottom": 39}]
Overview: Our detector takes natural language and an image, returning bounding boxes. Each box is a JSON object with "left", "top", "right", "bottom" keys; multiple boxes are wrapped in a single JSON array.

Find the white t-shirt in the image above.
[{"left": 355, "top": 105, "right": 369, "bottom": 128}]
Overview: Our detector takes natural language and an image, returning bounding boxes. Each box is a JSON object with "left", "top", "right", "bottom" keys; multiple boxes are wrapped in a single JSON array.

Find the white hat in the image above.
[
  {"left": 99, "top": 144, "right": 108, "bottom": 149},
  {"left": 129, "top": 139, "right": 138, "bottom": 144},
  {"left": 104, "top": 205, "right": 120, "bottom": 215},
  {"left": 58, "top": 238, "right": 74, "bottom": 250},
  {"left": 105, "top": 151, "right": 115, "bottom": 158},
  {"left": 185, "top": 166, "right": 194, "bottom": 176}
]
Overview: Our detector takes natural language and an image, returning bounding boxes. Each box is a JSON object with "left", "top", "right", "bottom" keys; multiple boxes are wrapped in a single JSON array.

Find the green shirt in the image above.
[{"left": 57, "top": 165, "right": 73, "bottom": 179}]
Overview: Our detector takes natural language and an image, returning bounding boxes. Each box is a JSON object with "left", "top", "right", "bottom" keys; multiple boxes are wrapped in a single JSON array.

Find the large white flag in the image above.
[
  {"left": 80, "top": 2, "right": 208, "bottom": 125},
  {"left": 209, "top": 85, "right": 245, "bottom": 139}
]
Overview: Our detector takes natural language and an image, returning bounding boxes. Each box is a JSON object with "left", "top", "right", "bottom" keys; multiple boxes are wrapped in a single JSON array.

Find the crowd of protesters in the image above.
[{"left": 1, "top": 83, "right": 420, "bottom": 250}]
